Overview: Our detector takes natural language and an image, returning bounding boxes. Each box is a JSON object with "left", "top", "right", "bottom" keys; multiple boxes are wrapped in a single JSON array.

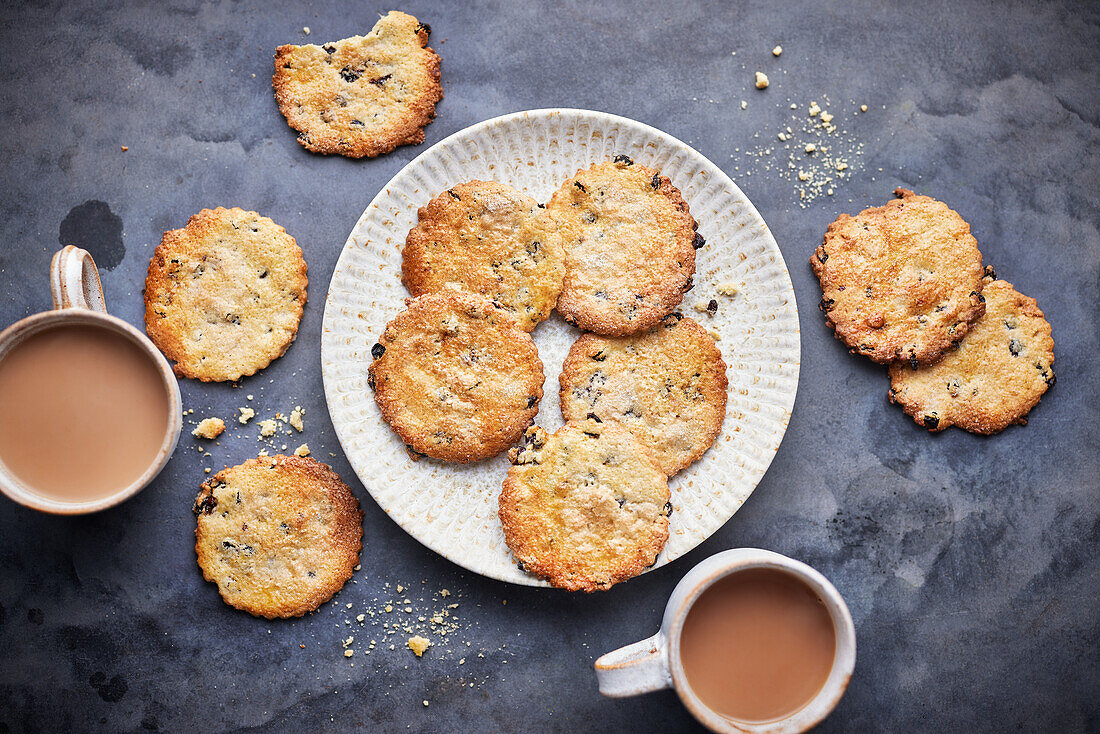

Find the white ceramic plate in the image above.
[{"left": 322, "top": 109, "right": 799, "bottom": 587}]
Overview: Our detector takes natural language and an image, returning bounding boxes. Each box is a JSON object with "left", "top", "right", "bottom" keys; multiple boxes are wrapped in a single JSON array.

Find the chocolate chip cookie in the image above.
[
  {"left": 499, "top": 419, "right": 671, "bottom": 592},
  {"left": 559, "top": 313, "right": 727, "bottom": 475},
  {"left": 812, "top": 188, "right": 986, "bottom": 365},
  {"left": 547, "top": 157, "right": 700, "bottom": 335},
  {"left": 402, "top": 181, "right": 565, "bottom": 331},
  {"left": 194, "top": 455, "right": 363, "bottom": 619},
  {"left": 144, "top": 207, "right": 307, "bottom": 382},
  {"left": 368, "top": 291, "right": 544, "bottom": 463},
  {"left": 273, "top": 11, "right": 442, "bottom": 158},
  {"left": 888, "top": 278, "right": 1054, "bottom": 434}
]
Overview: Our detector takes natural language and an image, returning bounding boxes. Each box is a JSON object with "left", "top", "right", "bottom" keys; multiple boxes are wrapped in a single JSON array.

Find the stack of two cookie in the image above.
[
  {"left": 371, "top": 157, "right": 729, "bottom": 591},
  {"left": 812, "top": 189, "right": 1055, "bottom": 434}
]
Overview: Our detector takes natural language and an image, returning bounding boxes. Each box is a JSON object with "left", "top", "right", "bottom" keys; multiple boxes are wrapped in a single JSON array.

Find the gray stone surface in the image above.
[{"left": 0, "top": 1, "right": 1097, "bottom": 732}]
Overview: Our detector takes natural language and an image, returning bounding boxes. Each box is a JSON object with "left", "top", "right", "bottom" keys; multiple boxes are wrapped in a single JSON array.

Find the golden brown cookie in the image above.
[
  {"left": 144, "top": 207, "right": 308, "bottom": 382},
  {"left": 547, "top": 157, "right": 701, "bottom": 335},
  {"left": 193, "top": 455, "right": 363, "bottom": 619},
  {"left": 811, "top": 188, "right": 986, "bottom": 365},
  {"left": 559, "top": 313, "right": 727, "bottom": 476},
  {"left": 273, "top": 11, "right": 442, "bottom": 158},
  {"left": 499, "top": 419, "right": 671, "bottom": 592},
  {"left": 402, "top": 181, "right": 565, "bottom": 331},
  {"left": 368, "top": 291, "right": 544, "bottom": 463},
  {"left": 888, "top": 278, "right": 1054, "bottom": 434}
]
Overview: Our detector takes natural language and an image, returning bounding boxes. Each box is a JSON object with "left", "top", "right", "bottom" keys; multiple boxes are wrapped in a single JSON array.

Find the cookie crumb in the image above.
[
  {"left": 860, "top": 104, "right": 869, "bottom": 112},
  {"left": 192, "top": 418, "right": 225, "bottom": 439},
  {"left": 343, "top": 649, "right": 353, "bottom": 658},
  {"left": 716, "top": 282, "right": 740, "bottom": 297},
  {"left": 289, "top": 406, "right": 305, "bottom": 432},
  {"left": 708, "top": 328, "right": 722, "bottom": 342},
  {"left": 740, "top": 100, "right": 747, "bottom": 110},
  {"left": 754, "top": 71, "right": 769, "bottom": 89},
  {"left": 258, "top": 419, "right": 278, "bottom": 437},
  {"left": 239, "top": 407, "right": 255, "bottom": 424},
  {"left": 302, "top": 26, "right": 310, "bottom": 35},
  {"left": 408, "top": 635, "right": 431, "bottom": 657},
  {"left": 772, "top": 45, "right": 782, "bottom": 56},
  {"left": 294, "top": 443, "right": 310, "bottom": 457},
  {"left": 120, "top": 145, "right": 129, "bottom": 152},
  {"left": 204, "top": 468, "right": 211, "bottom": 474}
]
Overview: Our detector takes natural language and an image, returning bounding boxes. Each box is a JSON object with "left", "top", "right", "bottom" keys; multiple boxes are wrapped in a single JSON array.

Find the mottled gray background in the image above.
[{"left": 0, "top": 1, "right": 1097, "bottom": 732}]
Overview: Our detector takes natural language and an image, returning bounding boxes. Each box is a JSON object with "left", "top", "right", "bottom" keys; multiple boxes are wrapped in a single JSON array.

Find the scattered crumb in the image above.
[
  {"left": 716, "top": 282, "right": 740, "bottom": 297},
  {"left": 408, "top": 636, "right": 431, "bottom": 657},
  {"left": 860, "top": 104, "right": 868, "bottom": 112},
  {"left": 120, "top": 145, "right": 129, "bottom": 152},
  {"left": 754, "top": 71, "right": 769, "bottom": 89},
  {"left": 740, "top": 100, "right": 747, "bottom": 110},
  {"left": 289, "top": 406, "right": 305, "bottom": 432},
  {"left": 344, "top": 649, "right": 353, "bottom": 658},
  {"left": 294, "top": 443, "right": 310, "bottom": 457},
  {"left": 772, "top": 45, "right": 782, "bottom": 56},
  {"left": 191, "top": 418, "right": 225, "bottom": 440},
  {"left": 302, "top": 26, "right": 310, "bottom": 35},
  {"left": 258, "top": 419, "right": 278, "bottom": 437},
  {"left": 204, "top": 468, "right": 211, "bottom": 474},
  {"left": 805, "top": 143, "right": 817, "bottom": 153},
  {"left": 708, "top": 328, "right": 722, "bottom": 342},
  {"left": 440, "top": 589, "right": 450, "bottom": 597},
  {"left": 239, "top": 407, "right": 255, "bottom": 424},
  {"left": 423, "top": 701, "right": 429, "bottom": 707}
]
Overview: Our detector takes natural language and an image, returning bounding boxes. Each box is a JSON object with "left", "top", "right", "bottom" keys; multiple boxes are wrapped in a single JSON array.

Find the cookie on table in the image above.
[
  {"left": 402, "top": 180, "right": 565, "bottom": 331},
  {"left": 499, "top": 419, "right": 671, "bottom": 592},
  {"left": 273, "top": 10, "right": 442, "bottom": 158},
  {"left": 888, "top": 278, "right": 1054, "bottom": 434},
  {"left": 559, "top": 313, "right": 727, "bottom": 476},
  {"left": 547, "top": 156, "right": 700, "bottom": 335},
  {"left": 811, "top": 188, "right": 986, "bottom": 366},
  {"left": 193, "top": 455, "right": 363, "bottom": 619},
  {"left": 144, "top": 207, "right": 308, "bottom": 382},
  {"left": 368, "top": 291, "right": 544, "bottom": 463}
]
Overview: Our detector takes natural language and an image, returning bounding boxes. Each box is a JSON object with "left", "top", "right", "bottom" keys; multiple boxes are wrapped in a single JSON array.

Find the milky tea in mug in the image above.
[
  {"left": 678, "top": 567, "right": 837, "bottom": 724},
  {"left": 0, "top": 323, "right": 172, "bottom": 503}
]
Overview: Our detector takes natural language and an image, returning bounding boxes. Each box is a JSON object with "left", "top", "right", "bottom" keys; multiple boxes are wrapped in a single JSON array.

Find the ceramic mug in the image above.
[
  {"left": 595, "top": 548, "right": 856, "bottom": 733},
  {"left": 0, "top": 246, "right": 182, "bottom": 514}
]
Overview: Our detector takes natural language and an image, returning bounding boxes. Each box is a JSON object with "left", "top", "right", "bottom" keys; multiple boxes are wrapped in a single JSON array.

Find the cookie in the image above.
[
  {"left": 888, "top": 278, "right": 1055, "bottom": 434},
  {"left": 547, "top": 157, "right": 700, "bottom": 335},
  {"left": 144, "top": 207, "right": 308, "bottom": 382},
  {"left": 273, "top": 11, "right": 442, "bottom": 158},
  {"left": 402, "top": 181, "right": 565, "bottom": 331},
  {"left": 193, "top": 455, "right": 363, "bottom": 619},
  {"left": 499, "top": 419, "right": 671, "bottom": 592},
  {"left": 559, "top": 313, "right": 727, "bottom": 476},
  {"left": 368, "top": 291, "right": 544, "bottom": 463},
  {"left": 812, "top": 188, "right": 986, "bottom": 365}
]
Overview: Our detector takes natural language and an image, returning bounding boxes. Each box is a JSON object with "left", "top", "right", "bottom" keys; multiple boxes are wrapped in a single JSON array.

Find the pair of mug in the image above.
[
  {"left": 0, "top": 247, "right": 181, "bottom": 514},
  {"left": 597, "top": 548, "right": 857, "bottom": 733}
]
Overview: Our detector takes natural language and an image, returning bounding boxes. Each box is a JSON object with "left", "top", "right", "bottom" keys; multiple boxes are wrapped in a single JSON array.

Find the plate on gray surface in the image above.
[{"left": 322, "top": 108, "right": 800, "bottom": 586}]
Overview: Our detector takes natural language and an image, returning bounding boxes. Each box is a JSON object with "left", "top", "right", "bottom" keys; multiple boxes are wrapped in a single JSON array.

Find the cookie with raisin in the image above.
[
  {"left": 559, "top": 313, "right": 727, "bottom": 475},
  {"left": 402, "top": 181, "right": 565, "bottom": 331},
  {"left": 547, "top": 157, "right": 700, "bottom": 335},
  {"left": 369, "top": 291, "right": 544, "bottom": 463},
  {"left": 273, "top": 11, "right": 442, "bottom": 158},
  {"left": 194, "top": 455, "right": 363, "bottom": 619},
  {"left": 812, "top": 188, "right": 986, "bottom": 365},
  {"left": 888, "top": 278, "right": 1054, "bottom": 434},
  {"left": 499, "top": 419, "right": 671, "bottom": 592},
  {"left": 144, "top": 207, "right": 307, "bottom": 382}
]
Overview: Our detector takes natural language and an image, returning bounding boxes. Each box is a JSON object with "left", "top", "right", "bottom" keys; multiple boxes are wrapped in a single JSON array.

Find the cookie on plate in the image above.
[
  {"left": 144, "top": 207, "right": 308, "bottom": 382},
  {"left": 499, "top": 419, "right": 671, "bottom": 592},
  {"left": 193, "top": 455, "right": 363, "bottom": 619},
  {"left": 559, "top": 313, "right": 727, "bottom": 476},
  {"left": 402, "top": 181, "right": 565, "bottom": 331},
  {"left": 368, "top": 291, "right": 544, "bottom": 463},
  {"left": 812, "top": 188, "right": 986, "bottom": 365},
  {"left": 273, "top": 11, "right": 442, "bottom": 158},
  {"left": 547, "top": 157, "right": 700, "bottom": 335},
  {"left": 888, "top": 278, "right": 1054, "bottom": 434}
]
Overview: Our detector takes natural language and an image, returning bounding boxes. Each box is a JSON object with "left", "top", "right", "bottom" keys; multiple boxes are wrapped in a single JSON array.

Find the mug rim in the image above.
[
  {"left": 0, "top": 309, "right": 182, "bottom": 515},
  {"left": 666, "top": 549, "right": 857, "bottom": 734}
]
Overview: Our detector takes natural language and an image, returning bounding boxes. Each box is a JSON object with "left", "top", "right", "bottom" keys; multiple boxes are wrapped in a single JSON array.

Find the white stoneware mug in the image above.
[
  {"left": 0, "top": 246, "right": 182, "bottom": 514},
  {"left": 595, "top": 548, "right": 856, "bottom": 733}
]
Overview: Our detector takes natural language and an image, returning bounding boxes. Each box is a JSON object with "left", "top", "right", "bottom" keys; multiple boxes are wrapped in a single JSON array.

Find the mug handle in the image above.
[
  {"left": 594, "top": 632, "right": 671, "bottom": 697},
  {"left": 50, "top": 246, "right": 107, "bottom": 312}
]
